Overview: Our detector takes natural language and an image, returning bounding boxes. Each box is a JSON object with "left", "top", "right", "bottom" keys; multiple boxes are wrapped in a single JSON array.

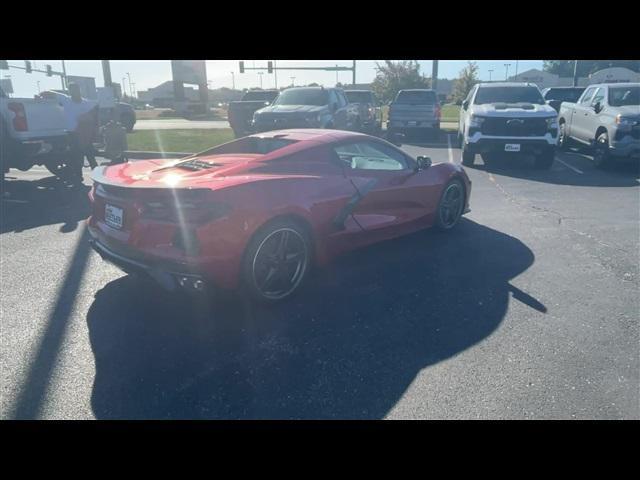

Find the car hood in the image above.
[
  {"left": 256, "top": 105, "right": 326, "bottom": 115},
  {"left": 471, "top": 103, "right": 557, "bottom": 117}
]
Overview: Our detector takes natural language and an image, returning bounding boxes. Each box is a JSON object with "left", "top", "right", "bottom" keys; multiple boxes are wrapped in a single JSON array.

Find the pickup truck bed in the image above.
[{"left": 228, "top": 90, "right": 279, "bottom": 137}]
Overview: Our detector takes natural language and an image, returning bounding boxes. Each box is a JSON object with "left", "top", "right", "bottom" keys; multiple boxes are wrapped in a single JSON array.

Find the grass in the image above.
[{"left": 126, "top": 129, "right": 235, "bottom": 153}]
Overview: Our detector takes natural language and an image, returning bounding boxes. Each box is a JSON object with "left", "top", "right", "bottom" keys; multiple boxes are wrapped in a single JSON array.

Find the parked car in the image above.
[
  {"left": 558, "top": 83, "right": 639, "bottom": 167},
  {"left": 1, "top": 86, "right": 71, "bottom": 179},
  {"left": 252, "top": 87, "right": 358, "bottom": 133},
  {"left": 541, "top": 87, "right": 586, "bottom": 112},
  {"left": 345, "top": 90, "right": 382, "bottom": 134},
  {"left": 228, "top": 89, "right": 279, "bottom": 137},
  {"left": 387, "top": 89, "right": 441, "bottom": 140},
  {"left": 457, "top": 82, "right": 558, "bottom": 169},
  {"left": 88, "top": 129, "right": 471, "bottom": 303}
]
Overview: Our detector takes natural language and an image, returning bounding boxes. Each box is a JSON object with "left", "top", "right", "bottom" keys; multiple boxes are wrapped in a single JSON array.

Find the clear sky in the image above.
[{"left": 2, "top": 60, "right": 544, "bottom": 98}]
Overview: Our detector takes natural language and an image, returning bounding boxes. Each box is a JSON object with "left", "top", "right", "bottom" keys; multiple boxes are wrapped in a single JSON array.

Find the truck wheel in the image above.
[
  {"left": 534, "top": 150, "right": 555, "bottom": 170},
  {"left": 461, "top": 147, "right": 474, "bottom": 166},
  {"left": 593, "top": 132, "right": 612, "bottom": 169}
]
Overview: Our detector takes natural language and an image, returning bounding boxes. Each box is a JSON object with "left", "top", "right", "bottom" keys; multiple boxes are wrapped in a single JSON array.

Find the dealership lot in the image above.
[{"left": 1, "top": 136, "right": 638, "bottom": 419}]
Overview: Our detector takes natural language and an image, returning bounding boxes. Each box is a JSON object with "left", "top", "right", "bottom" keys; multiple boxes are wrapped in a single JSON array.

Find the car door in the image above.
[
  {"left": 570, "top": 86, "right": 597, "bottom": 141},
  {"left": 332, "top": 140, "right": 435, "bottom": 236}
]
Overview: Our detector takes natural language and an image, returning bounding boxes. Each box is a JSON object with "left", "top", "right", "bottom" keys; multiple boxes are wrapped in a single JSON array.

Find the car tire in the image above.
[
  {"left": 241, "top": 218, "right": 312, "bottom": 304},
  {"left": 593, "top": 132, "right": 612, "bottom": 169},
  {"left": 461, "top": 146, "right": 474, "bottom": 166},
  {"left": 558, "top": 122, "right": 569, "bottom": 150},
  {"left": 435, "top": 179, "right": 465, "bottom": 231},
  {"left": 534, "top": 150, "right": 555, "bottom": 170}
]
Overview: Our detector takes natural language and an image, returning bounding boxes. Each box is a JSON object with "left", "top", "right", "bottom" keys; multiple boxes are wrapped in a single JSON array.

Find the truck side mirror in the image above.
[{"left": 462, "top": 100, "right": 469, "bottom": 110}]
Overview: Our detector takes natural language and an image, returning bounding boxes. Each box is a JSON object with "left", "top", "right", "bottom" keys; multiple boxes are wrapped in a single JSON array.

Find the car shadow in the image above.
[
  {"left": 467, "top": 151, "right": 639, "bottom": 188},
  {"left": 86, "top": 218, "right": 541, "bottom": 419},
  {"left": 1, "top": 175, "right": 92, "bottom": 234}
]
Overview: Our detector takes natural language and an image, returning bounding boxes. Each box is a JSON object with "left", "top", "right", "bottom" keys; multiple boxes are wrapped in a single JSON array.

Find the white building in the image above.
[{"left": 588, "top": 67, "right": 640, "bottom": 84}]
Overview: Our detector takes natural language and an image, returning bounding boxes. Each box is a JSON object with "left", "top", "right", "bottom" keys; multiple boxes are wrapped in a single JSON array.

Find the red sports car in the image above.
[{"left": 88, "top": 129, "right": 471, "bottom": 302}]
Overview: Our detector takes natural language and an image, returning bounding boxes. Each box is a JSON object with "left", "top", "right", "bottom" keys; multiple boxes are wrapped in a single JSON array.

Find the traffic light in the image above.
[
  {"left": 25, "top": 60, "right": 32, "bottom": 73},
  {"left": 267, "top": 61, "right": 273, "bottom": 74},
  {"left": 46, "top": 65, "right": 52, "bottom": 76},
  {"left": 239, "top": 61, "right": 244, "bottom": 73},
  {"left": 0, "top": 60, "right": 8, "bottom": 70}
]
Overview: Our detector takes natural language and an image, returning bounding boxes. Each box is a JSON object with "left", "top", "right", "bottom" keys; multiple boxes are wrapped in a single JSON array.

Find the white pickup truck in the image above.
[{"left": 1, "top": 86, "right": 72, "bottom": 179}]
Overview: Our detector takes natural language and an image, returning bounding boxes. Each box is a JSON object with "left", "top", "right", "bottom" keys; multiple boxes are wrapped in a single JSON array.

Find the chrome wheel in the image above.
[
  {"left": 251, "top": 227, "right": 309, "bottom": 300},
  {"left": 438, "top": 182, "right": 464, "bottom": 229}
]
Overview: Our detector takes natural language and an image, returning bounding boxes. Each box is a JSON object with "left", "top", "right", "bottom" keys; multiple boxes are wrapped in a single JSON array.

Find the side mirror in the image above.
[
  {"left": 593, "top": 101, "right": 602, "bottom": 113},
  {"left": 416, "top": 155, "right": 432, "bottom": 171},
  {"left": 462, "top": 100, "right": 469, "bottom": 110}
]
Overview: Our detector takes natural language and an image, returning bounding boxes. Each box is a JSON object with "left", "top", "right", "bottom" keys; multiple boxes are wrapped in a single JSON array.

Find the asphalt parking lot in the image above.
[{"left": 1, "top": 134, "right": 638, "bottom": 419}]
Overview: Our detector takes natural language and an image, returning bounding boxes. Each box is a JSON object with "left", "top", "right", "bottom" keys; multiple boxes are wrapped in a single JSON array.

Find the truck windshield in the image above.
[
  {"left": 346, "top": 91, "right": 373, "bottom": 104},
  {"left": 242, "top": 91, "right": 278, "bottom": 103},
  {"left": 608, "top": 86, "right": 640, "bottom": 107},
  {"left": 394, "top": 91, "right": 436, "bottom": 105},
  {"left": 273, "top": 89, "right": 329, "bottom": 106},
  {"left": 475, "top": 86, "right": 545, "bottom": 105},
  {"left": 544, "top": 88, "right": 585, "bottom": 103}
]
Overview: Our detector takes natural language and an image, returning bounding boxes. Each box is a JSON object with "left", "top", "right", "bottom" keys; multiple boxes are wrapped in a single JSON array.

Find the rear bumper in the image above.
[
  {"left": 88, "top": 230, "right": 209, "bottom": 293},
  {"left": 3, "top": 134, "right": 71, "bottom": 169}
]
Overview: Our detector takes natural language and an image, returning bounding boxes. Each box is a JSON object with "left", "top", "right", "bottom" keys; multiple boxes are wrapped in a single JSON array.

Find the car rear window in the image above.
[
  {"left": 608, "top": 86, "right": 640, "bottom": 107},
  {"left": 242, "top": 91, "right": 278, "bottom": 103},
  {"left": 273, "top": 88, "right": 329, "bottom": 106},
  {"left": 346, "top": 91, "right": 374, "bottom": 104},
  {"left": 394, "top": 90, "right": 436, "bottom": 105},
  {"left": 544, "top": 88, "right": 585, "bottom": 103},
  {"left": 197, "top": 137, "right": 298, "bottom": 156},
  {"left": 475, "top": 86, "right": 545, "bottom": 105}
]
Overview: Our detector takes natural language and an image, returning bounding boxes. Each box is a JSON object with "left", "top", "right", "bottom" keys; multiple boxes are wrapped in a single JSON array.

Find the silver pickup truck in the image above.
[
  {"left": 558, "top": 83, "right": 639, "bottom": 167},
  {"left": 387, "top": 89, "right": 441, "bottom": 140}
]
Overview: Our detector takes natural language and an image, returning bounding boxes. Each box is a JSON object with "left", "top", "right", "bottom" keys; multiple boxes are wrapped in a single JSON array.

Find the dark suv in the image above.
[{"left": 252, "top": 87, "right": 358, "bottom": 132}]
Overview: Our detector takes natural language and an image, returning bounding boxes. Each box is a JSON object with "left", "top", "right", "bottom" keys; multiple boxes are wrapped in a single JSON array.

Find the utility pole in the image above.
[
  {"left": 573, "top": 60, "right": 579, "bottom": 87},
  {"left": 230, "top": 71, "right": 235, "bottom": 90},
  {"left": 127, "top": 72, "right": 133, "bottom": 100},
  {"left": 258, "top": 71, "right": 263, "bottom": 88},
  {"left": 515, "top": 60, "right": 519, "bottom": 78},
  {"left": 122, "top": 78, "right": 127, "bottom": 100},
  {"left": 335, "top": 65, "right": 339, "bottom": 85},
  {"left": 431, "top": 60, "right": 439, "bottom": 91},
  {"left": 61, "top": 60, "right": 67, "bottom": 90},
  {"left": 488, "top": 69, "right": 494, "bottom": 82},
  {"left": 504, "top": 63, "right": 511, "bottom": 80},
  {"left": 274, "top": 60, "right": 278, "bottom": 89},
  {"left": 352, "top": 60, "right": 356, "bottom": 85}
]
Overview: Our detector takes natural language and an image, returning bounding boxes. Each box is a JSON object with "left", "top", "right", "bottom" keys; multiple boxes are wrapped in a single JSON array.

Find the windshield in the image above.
[
  {"left": 273, "top": 89, "right": 329, "bottom": 106},
  {"left": 475, "top": 86, "right": 545, "bottom": 105},
  {"left": 608, "top": 86, "right": 640, "bottom": 107},
  {"left": 544, "top": 88, "right": 585, "bottom": 103},
  {"left": 394, "top": 90, "right": 436, "bottom": 105},
  {"left": 197, "top": 136, "right": 298, "bottom": 156},
  {"left": 242, "top": 91, "right": 278, "bottom": 103},
  {"left": 346, "top": 91, "right": 374, "bottom": 104}
]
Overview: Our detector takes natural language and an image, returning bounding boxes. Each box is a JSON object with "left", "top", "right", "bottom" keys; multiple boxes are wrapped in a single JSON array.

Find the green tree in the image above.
[
  {"left": 451, "top": 61, "right": 479, "bottom": 104},
  {"left": 371, "top": 61, "right": 430, "bottom": 103},
  {"left": 543, "top": 60, "right": 640, "bottom": 77}
]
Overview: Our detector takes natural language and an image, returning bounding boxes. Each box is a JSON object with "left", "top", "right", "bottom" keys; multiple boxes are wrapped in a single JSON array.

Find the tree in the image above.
[
  {"left": 371, "top": 61, "right": 430, "bottom": 103},
  {"left": 451, "top": 61, "right": 479, "bottom": 104},
  {"left": 543, "top": 60, "right": 640, "bottom": 77}
]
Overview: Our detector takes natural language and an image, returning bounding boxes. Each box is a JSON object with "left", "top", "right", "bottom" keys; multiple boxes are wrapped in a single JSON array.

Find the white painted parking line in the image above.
[
  {"left": 556, "top": 157, "right": 584, "bottom": 174},
  {"left": 447, "top": 134, "right": 454, "bottom": 163}
]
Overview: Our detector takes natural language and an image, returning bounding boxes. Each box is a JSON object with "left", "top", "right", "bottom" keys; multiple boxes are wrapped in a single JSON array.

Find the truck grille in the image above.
[{"left": 481, "top": 117, "right": 547, "bottom": 137}]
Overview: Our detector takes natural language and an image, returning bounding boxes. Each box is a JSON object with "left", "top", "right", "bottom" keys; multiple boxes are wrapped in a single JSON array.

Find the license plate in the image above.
[
  {"left": 505, "top": 143, "right": 521, "bottom": 152},
  {"left": 105, "top": 204, "right": 123, "bottom": 229}
]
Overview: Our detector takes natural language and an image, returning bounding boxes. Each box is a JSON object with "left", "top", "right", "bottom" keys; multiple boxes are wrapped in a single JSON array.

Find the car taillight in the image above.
[{"left": 8, "top": 102, "right": 28, "bottom": 131}]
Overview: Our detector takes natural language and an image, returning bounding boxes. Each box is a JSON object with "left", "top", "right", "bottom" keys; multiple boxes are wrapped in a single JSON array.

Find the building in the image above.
[
  {"left": 137, "top": 81, "right": 202, "bottom": 107},
  {"left": 588, "top": 67, "right": 640, "bottom": 84},
  {"left": 508, "top": 67, "right": 640, "bottom": 89}
]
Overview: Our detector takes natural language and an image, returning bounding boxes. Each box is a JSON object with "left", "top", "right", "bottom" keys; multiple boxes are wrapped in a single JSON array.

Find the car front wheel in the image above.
[
  {"left": 435, "top": 179, "right": 465, "bottom": 231},
  {"left": 593, "top": 132, "right": 612, "bottom": 169},
  {"left": 242, "top": 219, "right": 312, "bottom": 303}
]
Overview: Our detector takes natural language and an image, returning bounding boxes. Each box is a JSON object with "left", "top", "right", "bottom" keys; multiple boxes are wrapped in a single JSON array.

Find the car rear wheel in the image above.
[
  {"left": 242, "top": 219, "right": 312, "bottom": 303},
  {"left": 593, "top": 132, "right": 612, "bottom": 169},
  {"left": 435, "top": 179, "right": 465, "bottom": 231}
]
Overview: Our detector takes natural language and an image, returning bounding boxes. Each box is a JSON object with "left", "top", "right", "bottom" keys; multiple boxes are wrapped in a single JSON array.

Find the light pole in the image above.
[
  {"left": 488, "top": 69, "right": 494, "bottom": 82},
  {"left": 290, "top": 76, "right": 296, "bottom": 87},
  {"left": 258, "top": 71, "right": 264, "bottom": 88},
  {"left": 122, "top": 78, "right": 127, "bottom": 100},
  {"left": 515, "top": 60, "right": 519, "bottom": 78},
  {"left": 504, "top": 63, "right": 511, "bottom": 80},
  {"left": 231, "top": 71, "right": 235, "bottom": 90},
  {"left": 127, "top": 72, "right": 133, "bottom": 100}
]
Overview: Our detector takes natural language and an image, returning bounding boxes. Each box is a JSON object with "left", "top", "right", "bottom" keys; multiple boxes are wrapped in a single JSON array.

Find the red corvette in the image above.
[{"left": 88, "top": 129, "right": 471, "bottom": 302}]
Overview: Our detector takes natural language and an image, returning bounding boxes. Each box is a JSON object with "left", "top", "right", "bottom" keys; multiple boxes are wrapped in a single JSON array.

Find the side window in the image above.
[
  {"left": 591, "top": 87, "right": 605, "bottom": 106},
  {"left": 333, "top": 141, "right": 409, "bottom": 171},
  {"left": 466, "top": 85, "right": 476, "bottom": 104},
  {"left": 580, "top": 87, "right": 596, "bottom": 104}
]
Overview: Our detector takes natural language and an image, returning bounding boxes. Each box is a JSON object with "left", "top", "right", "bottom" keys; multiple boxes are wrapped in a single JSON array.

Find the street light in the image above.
[
  {"left": 122, "top": 78, "right": 127, "bottom": 100},
  {"left": 127, "top": 72, "right": 133, "bottom": 100},
  {"left": 488, "top": 69, "right": 494, "bottom": 82},
  {"left": 258, "top": 71, "right": 264, "bottom": 89},
  {"left": 504, "top": 63, "right": 511, "bottom": 80}
]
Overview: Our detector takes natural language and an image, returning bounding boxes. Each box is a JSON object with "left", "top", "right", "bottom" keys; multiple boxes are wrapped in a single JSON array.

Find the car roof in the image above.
[
  {"left": 478, "top": 82, "right": 538, "bottom": 88},
  {"left": 589, "top": 82, "right": 640, "bottom": 88},
  {"left": 545, "top": 86, "right": 585, "bottom": 89}
]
